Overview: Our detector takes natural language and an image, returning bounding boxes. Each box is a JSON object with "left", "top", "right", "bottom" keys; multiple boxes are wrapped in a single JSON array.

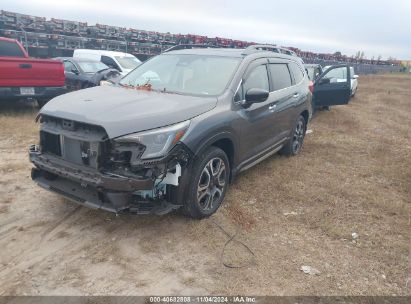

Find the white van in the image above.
[{"left": 73, "top": 49, "right": 141, "bottom": 76}]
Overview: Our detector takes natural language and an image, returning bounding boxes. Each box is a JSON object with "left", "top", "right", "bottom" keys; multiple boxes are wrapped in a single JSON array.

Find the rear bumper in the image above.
[
  {"left": 0, "top": 86, "right": 66, "bottom": 100},
  {"left": 29, "top": 145, "right": 157, "bottom": 213}
]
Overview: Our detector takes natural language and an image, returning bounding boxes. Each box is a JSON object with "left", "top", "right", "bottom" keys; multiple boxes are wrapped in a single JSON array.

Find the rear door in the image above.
[
  {"left": 267, "top": 59, "right": 301, "bottom": 141},
  {"left": 313, "top": 65, "right": 351, "bottom": 107}
]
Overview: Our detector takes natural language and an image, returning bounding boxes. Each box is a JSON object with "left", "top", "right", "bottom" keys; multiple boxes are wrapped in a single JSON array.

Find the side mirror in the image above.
[
  {"left": 353, "top": 74, "right": 359, "bottom": 79},
  {"left": 244, "top": 88, "right": 269, "bottom": 104}
]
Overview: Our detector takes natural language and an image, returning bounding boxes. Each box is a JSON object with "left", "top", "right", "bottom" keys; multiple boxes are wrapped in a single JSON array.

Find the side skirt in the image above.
[{"left": 233, "top": 137, "right": 288, "bottom": 176}]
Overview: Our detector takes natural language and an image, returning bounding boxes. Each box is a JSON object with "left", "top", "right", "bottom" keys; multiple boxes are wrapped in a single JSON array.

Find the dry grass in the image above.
[{"left": 0, "top": 74, "right": 409, "bottom": 296}]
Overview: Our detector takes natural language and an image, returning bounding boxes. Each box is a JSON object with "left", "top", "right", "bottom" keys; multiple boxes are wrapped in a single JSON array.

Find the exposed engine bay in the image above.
[{"left": 29, "top": 115, "right": 192, "bottom": 214}]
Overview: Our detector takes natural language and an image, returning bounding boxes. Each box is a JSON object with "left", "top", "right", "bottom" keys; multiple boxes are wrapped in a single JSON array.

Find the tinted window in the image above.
[
  {"left": 243, "top": 65, "right": 269, "bottom": 96},
  {"left": 0, "top": 40, "right": 25, "bottom": 57},
  {"left": 268, "top": 64, "right": 292, "bottom": 91},
  {"left": 63, "top": 61, "right": 77, "bottom": 72},
  {"left": 289, "top": 62, "right": 304, "bottom": 84},
  {"left": 305, "top": 67, "right": 315, "bottom": 81},
  {"left": 101, "top": 56, "right": 121, "bottom": 71}
]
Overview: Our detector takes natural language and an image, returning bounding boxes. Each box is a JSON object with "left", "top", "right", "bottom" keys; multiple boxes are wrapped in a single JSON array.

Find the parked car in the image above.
[
  {"left": 73, "top": 49, "right": 141, "bottom": 76},
  {"left": 304, "top": 64, "right": 355, "bottom": 112},
  {"left": 323, "top": 65, "right": 358, "bottom": 96},
  {"left": 57, "top": 57, "right": 122, "bottom": 91},
  {"left": 0, "top": 37, "right": 65, "bottom": 107},
  {"left": 29, "top": 45, "right": 350, "bottom": 218}
]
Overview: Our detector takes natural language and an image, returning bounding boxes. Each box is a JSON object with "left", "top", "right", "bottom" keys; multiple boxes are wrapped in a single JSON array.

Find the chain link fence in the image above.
[{"left": 303, "top": 58, "right": 401, "bottom": 75}]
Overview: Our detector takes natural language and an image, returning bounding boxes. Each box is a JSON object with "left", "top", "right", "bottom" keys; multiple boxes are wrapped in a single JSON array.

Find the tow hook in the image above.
[{"left": 29, "top": 144, "right": 39, "bottom": 153}]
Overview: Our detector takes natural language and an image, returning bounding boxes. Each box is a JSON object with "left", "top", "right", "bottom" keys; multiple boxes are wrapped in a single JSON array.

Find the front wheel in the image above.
[
  {"left": 183, "top": 146, "right": 230, "bottom": 219},
  {"left": 280, "top": 115, "right": 307, "bottom": 156}
]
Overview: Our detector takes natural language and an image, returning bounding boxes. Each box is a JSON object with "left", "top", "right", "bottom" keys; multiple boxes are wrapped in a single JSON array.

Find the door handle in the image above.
[
  {"left": 19, "top": 63, "right": 32, "bottom": 69},
  {"left": 293, "top": 93, "right": 299, "bottom": 98},
  {"left": 268, "top": 104, "right": 276, "bottom": 111}
]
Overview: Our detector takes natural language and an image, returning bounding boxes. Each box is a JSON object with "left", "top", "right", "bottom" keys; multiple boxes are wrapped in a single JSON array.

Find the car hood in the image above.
[{"left": 41, "top": 85, "right": 217, "bottom": 138}]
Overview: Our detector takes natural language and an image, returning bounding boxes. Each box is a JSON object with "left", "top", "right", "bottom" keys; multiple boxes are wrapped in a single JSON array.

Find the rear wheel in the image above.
[
  {"left": 183, "top": 146, "right": 229, "bottom": 219},
  {"left": 280, "top": 115, "right": 307, "bottom": 156}
]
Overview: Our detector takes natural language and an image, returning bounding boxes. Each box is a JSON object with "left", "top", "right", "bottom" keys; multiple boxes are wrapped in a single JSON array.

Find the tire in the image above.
[
  {"left": 183, "top": 146, "right": 230, "bottom": 219},
  {"left": 280, "top": 115, "right": 307, "bottom": 156}
]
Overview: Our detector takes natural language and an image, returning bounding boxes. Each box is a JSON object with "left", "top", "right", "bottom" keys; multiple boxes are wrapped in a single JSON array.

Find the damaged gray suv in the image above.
[{"left": 29, "top": 45, "right": 351, "bottom": 218}]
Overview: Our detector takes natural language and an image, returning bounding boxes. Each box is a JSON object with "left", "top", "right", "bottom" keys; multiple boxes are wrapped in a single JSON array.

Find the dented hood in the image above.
[{"left": 40, "top": 85, "right": 217, "bottom": 138}]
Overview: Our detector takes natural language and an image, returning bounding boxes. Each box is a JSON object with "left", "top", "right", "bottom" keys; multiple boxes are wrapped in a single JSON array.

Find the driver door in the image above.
[
  {"left": 236, "top": 59, "right": 279, "bottom": 163},
  {"left": 313, "top": 65, "right": 351, "bottom": 107}
]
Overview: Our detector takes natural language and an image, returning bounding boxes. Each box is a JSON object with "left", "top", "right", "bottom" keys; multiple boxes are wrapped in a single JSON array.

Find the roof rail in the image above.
[
  {"left": 243, "top": 44, "right": 296, "bottom": 56},
  {"left": 163, "top": 44, "right": 218, "bottom": 53}
]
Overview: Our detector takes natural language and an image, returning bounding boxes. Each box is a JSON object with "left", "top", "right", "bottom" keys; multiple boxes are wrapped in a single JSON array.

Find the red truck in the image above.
[{"left": 0, "top": 37, "right": 66, "bottom": 106}]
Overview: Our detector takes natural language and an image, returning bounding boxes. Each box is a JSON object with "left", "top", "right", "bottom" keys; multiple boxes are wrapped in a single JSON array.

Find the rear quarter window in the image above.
[
  {"left": 268, "top": 64, "right": 292, "bottom": 91},
  {"left": 289, "top": 62, "right": 305, "bottom": 84},
  {"left": 0, "top": 40, "right": 25, "bottom": 57}
]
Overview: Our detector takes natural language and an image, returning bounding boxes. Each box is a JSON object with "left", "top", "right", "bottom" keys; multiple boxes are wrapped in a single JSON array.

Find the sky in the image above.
[{"left": 2, "top": 0, "right": 410, "bottom": 59}]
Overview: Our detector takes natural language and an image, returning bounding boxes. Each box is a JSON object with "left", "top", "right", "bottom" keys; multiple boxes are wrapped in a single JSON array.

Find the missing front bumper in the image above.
[
  {"left": 31, "top": 168, "right": 181, "bottom": 214},
  {"left": 29, "top": 147, "right": 182, "bottom": 214}
]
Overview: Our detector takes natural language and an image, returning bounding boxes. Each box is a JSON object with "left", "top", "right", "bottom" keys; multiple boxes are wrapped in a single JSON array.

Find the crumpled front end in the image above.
[{"left": 29, "top": 115, "right": 192, "bottom": 214}]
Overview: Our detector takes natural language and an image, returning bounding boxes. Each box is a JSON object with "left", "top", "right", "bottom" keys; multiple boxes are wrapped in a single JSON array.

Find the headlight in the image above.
[{"left": 115, "top": 120, "right": 190, "bottom": 159}]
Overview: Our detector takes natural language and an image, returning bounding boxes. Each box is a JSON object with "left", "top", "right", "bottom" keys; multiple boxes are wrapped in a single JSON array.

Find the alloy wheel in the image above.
[
  {"left": 197, "top": 157, "right": 227, "bottom": 211},
  {"left": 292, "top": 119, "right": 305, "bottom": 154}
]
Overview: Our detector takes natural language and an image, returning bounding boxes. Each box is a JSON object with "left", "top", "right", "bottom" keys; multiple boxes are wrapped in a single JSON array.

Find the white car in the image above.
[
  {"left": 73, "top": 49, "right": 141, "bottom": 76},
  {"left": 323, "top": 66, "right": 358, "bottom": 96}
]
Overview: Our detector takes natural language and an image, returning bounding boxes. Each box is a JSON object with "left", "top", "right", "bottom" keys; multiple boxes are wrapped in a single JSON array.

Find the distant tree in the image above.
[
  {"left": 334, "top": 51, "right": 342, "bottom": 57},
  {"left": 377, "top": 55, "right": 382, "bottom": 62}
]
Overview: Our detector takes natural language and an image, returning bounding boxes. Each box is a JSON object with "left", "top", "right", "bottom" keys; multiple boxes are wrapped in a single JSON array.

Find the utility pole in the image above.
[{"left": 124, "top": 37, "right": 128, "bottom": 53}]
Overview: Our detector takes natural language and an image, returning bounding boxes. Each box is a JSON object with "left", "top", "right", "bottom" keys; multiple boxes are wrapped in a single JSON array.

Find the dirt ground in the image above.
[{"left": 0, "top": 74, "right": 410, "bottom": 296}]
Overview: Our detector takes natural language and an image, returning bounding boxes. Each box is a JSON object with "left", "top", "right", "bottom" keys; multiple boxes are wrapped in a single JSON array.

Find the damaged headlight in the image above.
[{"left": 115, "top": 120, "right": 190, "bottom": 159}]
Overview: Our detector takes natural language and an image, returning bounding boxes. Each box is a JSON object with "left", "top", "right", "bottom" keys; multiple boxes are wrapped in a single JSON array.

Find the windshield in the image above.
[
  {"left": 120, "top": 54, "right": 241, "bottom": 96},
  {"left": 77, "top": 61, "right": 109, "bottom": 73},
  {"left": 115, "top": 56, "right": 141, "bottom": 70}
]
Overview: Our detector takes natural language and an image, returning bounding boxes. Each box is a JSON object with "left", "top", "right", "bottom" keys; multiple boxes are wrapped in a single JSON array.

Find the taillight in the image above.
[{"left": 308, "top": 80, "right": 314, "bottom": 93}]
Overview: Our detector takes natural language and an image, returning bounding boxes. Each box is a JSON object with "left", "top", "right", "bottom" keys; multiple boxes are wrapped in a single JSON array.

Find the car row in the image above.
[{"left": 29, "top": 45, "right": 352, "bottom": 219}]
